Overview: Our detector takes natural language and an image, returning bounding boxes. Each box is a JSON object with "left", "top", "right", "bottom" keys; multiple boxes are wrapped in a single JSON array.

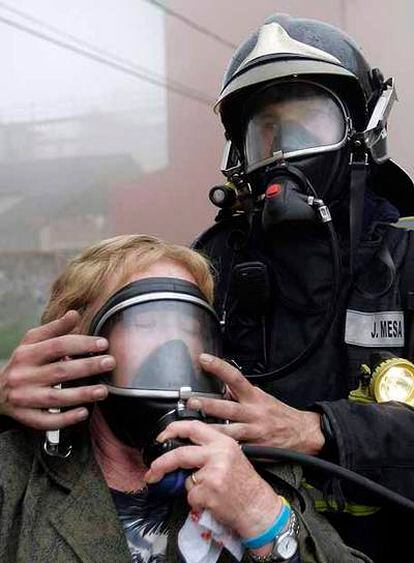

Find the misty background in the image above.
[{"left": 0, "top": 0, "right": 413, "bottom": 357}]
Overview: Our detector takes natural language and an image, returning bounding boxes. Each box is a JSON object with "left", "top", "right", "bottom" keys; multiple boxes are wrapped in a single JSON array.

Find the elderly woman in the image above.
[{"left": 0, "top": 235, "right": 371, "bottom": 562}]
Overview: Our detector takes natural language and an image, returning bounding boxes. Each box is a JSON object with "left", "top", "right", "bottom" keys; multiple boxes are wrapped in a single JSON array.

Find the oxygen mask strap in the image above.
[{"left": 349, "top": 151, "right": 369, "bottom": 278}]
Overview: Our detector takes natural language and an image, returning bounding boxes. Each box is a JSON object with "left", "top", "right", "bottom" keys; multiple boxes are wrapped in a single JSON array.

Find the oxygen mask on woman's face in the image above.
[{"left": 89, "top": 277, "right": 224, "bottom": 457}]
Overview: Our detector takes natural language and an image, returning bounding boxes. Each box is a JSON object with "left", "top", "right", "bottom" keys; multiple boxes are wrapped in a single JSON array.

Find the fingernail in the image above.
[
  {"left": 144, "top": 471, "right": 159, "bottom": 484},
  {"left": 93, "top": 387, "right": 107, "bottom": 400},
  {"left": 64, "top": 310, "right": 78, "bottom": 319},
  {"left": 96, "top": 338, "right": 109, "bottom": 351},
  {"left": 188, "top": 398, "right": 202, "bottom": 410},
  {"left": 77, "top": 408, "right": 89, "bottom": 420},
  {"left": 156, "top": 432, "right": 166, "bottom": 443},
  {"left": 100, "top": 356, "right": 115, "bottom": 370},
  {"left": 200, "top": 353, "right": 213, "bottom": 363}
]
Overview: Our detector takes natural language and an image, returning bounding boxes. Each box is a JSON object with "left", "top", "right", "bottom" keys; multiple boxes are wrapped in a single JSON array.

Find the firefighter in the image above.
[{"left": 192, "top": 14, "right": 414, "bottom": 562}]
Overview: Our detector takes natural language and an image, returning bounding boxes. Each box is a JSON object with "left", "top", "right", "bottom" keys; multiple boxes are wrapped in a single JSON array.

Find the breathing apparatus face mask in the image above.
[
  {"left": 89, "top": 277, "right": 224, "bottom": 454},
  {"left": 236, "top": 81, "right": 351, "bottom": 228},
  {"left": 244, "top": 81, "right": 349, "bottom": 174}
]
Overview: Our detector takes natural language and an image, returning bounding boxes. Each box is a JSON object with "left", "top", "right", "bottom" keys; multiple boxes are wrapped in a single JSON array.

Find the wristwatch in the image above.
[{"left": 247, "top": 510, "right": 300, "bottom": 562}]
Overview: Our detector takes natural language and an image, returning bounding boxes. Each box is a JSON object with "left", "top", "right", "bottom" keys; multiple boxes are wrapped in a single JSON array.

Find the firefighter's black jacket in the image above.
[{"left": 194, "top": 192, "right": 414, "bottom": 562}]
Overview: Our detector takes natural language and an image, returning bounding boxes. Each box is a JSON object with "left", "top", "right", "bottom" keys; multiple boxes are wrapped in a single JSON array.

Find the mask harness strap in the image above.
[{"left": 349, "top": 147, "right": 369, "bottom": 278}]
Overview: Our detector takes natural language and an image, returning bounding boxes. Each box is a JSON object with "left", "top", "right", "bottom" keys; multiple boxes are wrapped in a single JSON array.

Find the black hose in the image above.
[{"left": 242, "top": 444, "right": 414, "bottom": 513}]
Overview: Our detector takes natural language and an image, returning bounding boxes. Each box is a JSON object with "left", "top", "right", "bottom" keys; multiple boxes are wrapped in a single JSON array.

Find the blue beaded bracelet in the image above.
[{"left": 241, "top": 498, "right": 291, "bottom": 550}]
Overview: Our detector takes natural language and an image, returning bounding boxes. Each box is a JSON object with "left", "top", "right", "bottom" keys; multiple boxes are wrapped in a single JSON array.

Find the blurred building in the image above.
[{"left": 0, "top": 0, "right": 412, "bottom": 356}]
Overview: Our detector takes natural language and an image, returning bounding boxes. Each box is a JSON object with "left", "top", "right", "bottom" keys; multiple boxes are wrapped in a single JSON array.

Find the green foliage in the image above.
[{"left": 0, "top": 318, "right": 37, "bottom": 361}]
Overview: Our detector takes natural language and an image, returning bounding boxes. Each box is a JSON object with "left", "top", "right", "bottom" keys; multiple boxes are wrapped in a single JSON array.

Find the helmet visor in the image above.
[
  {"left": 99, "top": 298, "right": 223, "bottom": 398},
  {"left": 244, "top": 82, "right": 348, "bottom": 171}
]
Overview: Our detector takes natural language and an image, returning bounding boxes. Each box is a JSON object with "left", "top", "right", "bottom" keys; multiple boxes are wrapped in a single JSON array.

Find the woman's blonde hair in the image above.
[{"left": 41, "top": 234, "right": 214, "bottom": 332}]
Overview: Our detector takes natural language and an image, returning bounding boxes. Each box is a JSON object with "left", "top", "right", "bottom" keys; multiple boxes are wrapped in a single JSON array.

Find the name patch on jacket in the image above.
[{"left": 345, "top": 310, "right": 404, "bottom": 347}]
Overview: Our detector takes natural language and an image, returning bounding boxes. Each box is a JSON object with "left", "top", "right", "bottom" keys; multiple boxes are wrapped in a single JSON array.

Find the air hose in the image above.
[{"left": 242, "top": 444, "right": 414, "bottom": 513}]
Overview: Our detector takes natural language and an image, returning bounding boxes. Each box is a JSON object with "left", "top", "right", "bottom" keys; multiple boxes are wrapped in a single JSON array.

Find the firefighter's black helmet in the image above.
[{"left": 216, "top": 14, "right": 382, "bottom": 145}]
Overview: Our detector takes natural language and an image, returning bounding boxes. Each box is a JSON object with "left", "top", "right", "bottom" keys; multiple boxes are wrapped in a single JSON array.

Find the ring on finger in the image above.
[{"left": 191, "top": 472, "right": 199, "bottom": 486}]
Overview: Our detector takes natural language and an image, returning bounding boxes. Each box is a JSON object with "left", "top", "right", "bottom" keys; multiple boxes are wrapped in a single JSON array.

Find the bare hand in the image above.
[
  {"left": 144, "top": 420, "right": 282, "bottom": 538},
  {"left": 187, "top": 354, "right": 324, "bottom": 455},
  {"left": 0, "top": 310, "right": 114, "bottom": 430}
]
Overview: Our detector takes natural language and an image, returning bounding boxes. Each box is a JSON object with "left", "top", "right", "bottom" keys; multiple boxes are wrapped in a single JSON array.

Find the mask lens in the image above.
[
  {"left": 100, "top": 300, "right": 222, "bottom": 395},
  {"left": 245, "top": 82, "right": 347, "bottom": 171}
]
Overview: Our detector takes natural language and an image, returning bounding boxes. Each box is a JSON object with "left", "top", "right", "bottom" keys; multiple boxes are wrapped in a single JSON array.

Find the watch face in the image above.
[{"left": 276, "top": 535, "right": 298, "bottom": 559}]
